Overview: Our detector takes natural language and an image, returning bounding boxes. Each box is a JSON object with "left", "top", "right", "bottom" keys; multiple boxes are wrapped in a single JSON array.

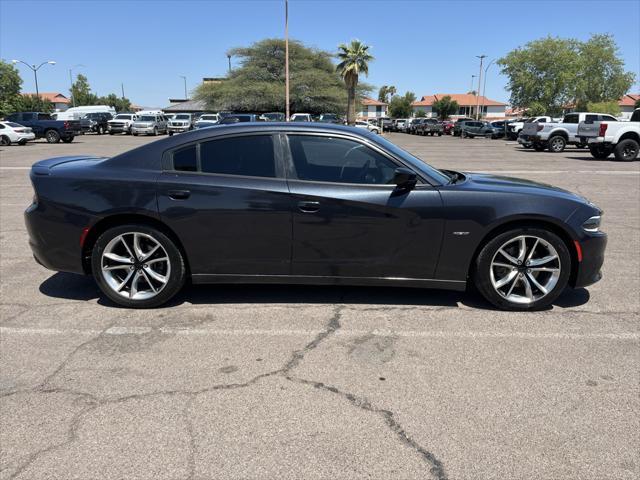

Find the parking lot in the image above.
[{"left": 1, "top": 133, "right": 638, "bottom": 479}]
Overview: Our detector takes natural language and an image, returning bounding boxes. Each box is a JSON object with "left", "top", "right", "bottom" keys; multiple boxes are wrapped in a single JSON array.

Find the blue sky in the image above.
[{"left": 1, "top": 0, "right": 639, "bottom": 108}]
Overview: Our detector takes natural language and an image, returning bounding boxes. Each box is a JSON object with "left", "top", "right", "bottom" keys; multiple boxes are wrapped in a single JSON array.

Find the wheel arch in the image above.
[
  {"left": 81, "top": 213, "right": 190, "bottom": 276},
  {"left": 467, "top": 217, "right": 580, "bottom": 287},
  {"left": 548, "top": 129, "right": 569, "bottom": 139},
  {"left": 617, "top": 131, "right": 639, "bottom": 143}
]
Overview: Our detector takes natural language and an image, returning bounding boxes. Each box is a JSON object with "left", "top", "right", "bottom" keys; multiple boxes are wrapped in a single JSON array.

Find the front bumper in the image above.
[
  {"left": 132, "top": 126, "right": 156, "bottom": 134},
  {"left": 168, "top": 126, "right": 190, "bottom": 133},
  {"left": 574, "top": 233, "right": 607, "bottom": 288}
]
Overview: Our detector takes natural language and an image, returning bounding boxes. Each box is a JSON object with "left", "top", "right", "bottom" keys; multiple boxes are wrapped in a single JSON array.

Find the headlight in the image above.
[{"left": 582, "top": 215, "right": 601, "bottom": 233}]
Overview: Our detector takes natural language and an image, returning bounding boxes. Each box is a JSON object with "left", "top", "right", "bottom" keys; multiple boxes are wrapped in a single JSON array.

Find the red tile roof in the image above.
[
  {"left": 361, "top": 97, "right": 388, "bottom": 106},
  {"left": 619, "top": 94, "right": 639, "bottom": 107},
  {"left": 412, "top": 93, "right": 507, "bottom": 107},
  {"left": 21, "top": 92, "right": 70, "bottom": 104}
]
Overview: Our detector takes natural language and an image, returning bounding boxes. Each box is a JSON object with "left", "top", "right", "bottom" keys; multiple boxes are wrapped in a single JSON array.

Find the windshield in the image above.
[
  {"left": 115, "top": 115, "right": 132, "bottom": 120},
  {"left": 199, "top": 115, "right": 217, "bottom": 120},
  {"left": 175, "top": 114, "right": 190, "bottom": 120},
  {"left": 138, "top": 116, "right": 154, "bottom": 121},
  {"left": 373, "top": 136, "right": 451, "bottom": 185},
  {"left": 263, "top": 113, "right": 282, "bottom": 120}
]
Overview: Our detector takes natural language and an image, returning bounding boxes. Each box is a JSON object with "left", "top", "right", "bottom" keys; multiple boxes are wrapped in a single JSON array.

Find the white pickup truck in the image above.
[
  {"left": 520, "top": 112, "right": 619, "bottom": 152},
  {"left": 577, "top": 108, "right": 639, "bottom": 161},
  {"left": 509, "top": 116, "right": 556, "bottom": 140}
]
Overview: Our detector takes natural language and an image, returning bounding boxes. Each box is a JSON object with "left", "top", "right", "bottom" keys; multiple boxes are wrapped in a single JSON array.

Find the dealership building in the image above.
[{"left": 412, "top": 93, "right": 507, "bottom": 119}]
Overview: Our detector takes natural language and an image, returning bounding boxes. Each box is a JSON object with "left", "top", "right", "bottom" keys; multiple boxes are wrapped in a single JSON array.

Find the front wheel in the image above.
[
  {"left": 168, "top": 131, "right": 174, "bottom": 136},
  {"left": 91, "top": 225, "right": 186, "bottom": 308},
  {"left": 45, "top": 130, "right": 61, "bottom": 143},
  {"left": 97, "top": 125, "right": 104, "bottom": 135},
  {"left": 614, "top": 139, "right": 639, "bottom": 162},
  {"left": 474, "top": 228, "right": 571, "bottom": 310}
]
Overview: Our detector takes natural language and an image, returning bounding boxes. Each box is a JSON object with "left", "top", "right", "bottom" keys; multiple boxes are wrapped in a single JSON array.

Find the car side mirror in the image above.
[{"left": 393, "top": 168, "right": 417, "bottom": 190}]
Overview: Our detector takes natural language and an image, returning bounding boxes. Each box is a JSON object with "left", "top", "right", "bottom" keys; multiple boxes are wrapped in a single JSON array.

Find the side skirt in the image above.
[{"left": 191, "top": 274, "right": 467, "bottom": 291}]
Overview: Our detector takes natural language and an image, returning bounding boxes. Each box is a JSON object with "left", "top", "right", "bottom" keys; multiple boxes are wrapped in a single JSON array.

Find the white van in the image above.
[{"left": 63, "top": 105, "right": 117, "bottom": 117}]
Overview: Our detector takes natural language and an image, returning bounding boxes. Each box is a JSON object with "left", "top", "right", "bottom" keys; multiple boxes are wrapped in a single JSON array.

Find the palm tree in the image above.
[{"left": 336, "top": 40, "right": 374, "bottom": 125}]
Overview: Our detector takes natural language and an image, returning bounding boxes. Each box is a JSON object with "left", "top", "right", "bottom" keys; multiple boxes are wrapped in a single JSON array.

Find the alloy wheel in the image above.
[
  {"left": 489, "top": 235, "right": 561, "bottom": 305},
  {"left": 550, "top": 137, "right": 565, "bottom": 152},
  {"left": 100, "top": 232, "right": 170, "bottom": 301}
]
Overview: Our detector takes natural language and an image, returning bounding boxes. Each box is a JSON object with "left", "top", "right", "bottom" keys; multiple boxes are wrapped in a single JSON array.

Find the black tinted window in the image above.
[
  {"left": 563, "top": 114, "right": 578, "bottom": 124},
  {"left": 585, "top": 114, "right": 599, "bottom": 123},
  {"left": 288, "top": 135, "right": 398, "bottom": 185},
  {"left": 173, "top": 145, "right": 197, "bottom": 172},
  {"left": 200, "top": 135, "right": 275, "bottom": 177},
  {"left": 600, "top": 115, "right": 617, "bottom": 121}
]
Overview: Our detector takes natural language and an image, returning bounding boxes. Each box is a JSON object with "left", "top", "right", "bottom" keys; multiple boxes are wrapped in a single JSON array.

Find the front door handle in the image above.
[
  {"left": 298, "top": 200, "right": 320, "bottom": 213},
  {"left": 168, "top": 189, "right": 191, "bottom": 200}
]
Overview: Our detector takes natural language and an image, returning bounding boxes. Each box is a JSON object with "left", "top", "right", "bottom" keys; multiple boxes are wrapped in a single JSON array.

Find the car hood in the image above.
[{"left": 461, "top": 172, "right": 593, "bottom": 205}]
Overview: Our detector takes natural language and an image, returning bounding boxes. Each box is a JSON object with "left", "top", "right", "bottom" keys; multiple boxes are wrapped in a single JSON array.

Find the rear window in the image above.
[
  {"left": 173, "top": 145, "right": 197, "bottom": 172},
  {"left": 200, "top": 135, "right": 275, "bottom": 177},
  {"left": 563, "top": 114, "right": 579, "bottom": 124}
]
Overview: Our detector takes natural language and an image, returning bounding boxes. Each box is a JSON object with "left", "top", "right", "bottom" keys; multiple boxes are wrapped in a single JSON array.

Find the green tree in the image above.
[
  {"left": 432, "top": 95, "right": 460, "bottom": 120},
  {"left": 415, "top": 110, "right": 426, "bottom": 118},
  {"left": 635, "top": 98, "right": 640, "bottom": 109},
  {"left": 337, "top": 39, "right": 374, "bottom": 125},
  {"left": 70, "top": 74, "right": 98, "bottom": 106},
  {"left": 0, "top": 59, "right": 23, "bottom": 116},
  {"left": 586, "top": 101, "right": 621, "bottom": 116},
  {"left": 388, "top": 91, "right": 416, "bottom": 118},
  {"left": 378, "top": 85, "right": 388, "bottom": 103},
  {"left": 499, "top": 34, "right": 635, "bottom": 116},
  {"left": 97, "top": 93, "right": 131, "bottom": 112},
  {"left": 195, "top": 38, "right": 369, "bottom": 115},
  {"left": 19, "top": 94, "right": 53, "bottom": 113},
  {"left": 386, "top": 85, "right": 397, "bottom": 99}
]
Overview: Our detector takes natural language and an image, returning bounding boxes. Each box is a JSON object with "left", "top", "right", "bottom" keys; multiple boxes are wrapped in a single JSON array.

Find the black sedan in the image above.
[{"left": 25, "top": 123, "right": 606, "bottom": 310}]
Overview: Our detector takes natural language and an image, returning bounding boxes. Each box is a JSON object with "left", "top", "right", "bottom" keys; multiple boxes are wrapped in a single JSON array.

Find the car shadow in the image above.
[{"left": 38, "top": 272, "right": 590, "bottom": 311}]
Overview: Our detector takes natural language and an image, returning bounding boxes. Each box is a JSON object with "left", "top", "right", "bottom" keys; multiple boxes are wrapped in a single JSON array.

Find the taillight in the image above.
[
  {"left": 63, "top": 121, "right": 70, "bottom": 129},
  {"left": 598, "top": 123, "right": 608, "bottom": 136}
]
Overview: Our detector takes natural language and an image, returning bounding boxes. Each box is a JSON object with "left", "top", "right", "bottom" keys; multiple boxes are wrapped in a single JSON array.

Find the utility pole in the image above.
[
  {"left": 121, "top": 83, "right": 125, "bottom": 99},
  {"left": 227, "top": 54, "right": 231, "bottom": 73},
  {"left": 179, "top": 75, "right": 187, "bottom": 100},
  {"left": 284, "top": 0, "right": 290, "bottom": 121},
  {"left": 475, "top": 55, "right": 486, "bottom": 119}
]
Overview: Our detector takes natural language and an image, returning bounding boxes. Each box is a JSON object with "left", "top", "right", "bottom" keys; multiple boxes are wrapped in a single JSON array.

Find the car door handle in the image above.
[
  {"left": 168, "top": 189, "right": 191, "bottom": 200},
  {"left": 298, "top": 201, "right": 320, "bottom": 213}
]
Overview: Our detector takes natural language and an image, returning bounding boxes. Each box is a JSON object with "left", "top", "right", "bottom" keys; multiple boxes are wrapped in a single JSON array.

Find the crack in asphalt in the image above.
[{"left": 3, "top": 304, "right": 447, "bottom": 480}]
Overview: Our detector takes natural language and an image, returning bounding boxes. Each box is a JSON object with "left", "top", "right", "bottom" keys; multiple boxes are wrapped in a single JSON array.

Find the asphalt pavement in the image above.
[{"left": 1, "top": 132, "right": 638, "bottom": 479}]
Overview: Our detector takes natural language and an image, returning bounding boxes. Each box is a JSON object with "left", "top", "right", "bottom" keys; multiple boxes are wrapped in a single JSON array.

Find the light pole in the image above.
[
  {"left": 179, "top": 75, "right": 187, "bottom": 100},
  {"left": 475, "top": 55, "right": 486, "bottom": 119},
  {"left": 284, "top": 0, "right": 290, "bottom": 121},
  {"left": 12, "top": 59, "right": 56, "bottom": 108},
  {"left": 481, "top": 59, "right": 496, "bottom": 118},
  {"left": 68, "top": 64, "right": 85, "bottom": 107}
]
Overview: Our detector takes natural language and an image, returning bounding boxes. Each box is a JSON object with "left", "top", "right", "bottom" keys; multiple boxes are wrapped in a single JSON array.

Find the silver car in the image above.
[
  {"left": 131, "top": 115, "right": 168, "bottom": 136},
  {"left": 167, "top": 113, "right": 193, "bottom": 136}
]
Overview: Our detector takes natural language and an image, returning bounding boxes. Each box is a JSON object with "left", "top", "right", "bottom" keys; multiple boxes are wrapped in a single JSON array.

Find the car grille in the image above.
[{"left": 110, "top": 122, "right": 125, "bottom": 128}]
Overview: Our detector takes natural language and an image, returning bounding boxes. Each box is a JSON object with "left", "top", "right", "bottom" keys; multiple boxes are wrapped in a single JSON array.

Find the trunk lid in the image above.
[{"left": 31, "top": 156, "right": 106, "bottom": 175}]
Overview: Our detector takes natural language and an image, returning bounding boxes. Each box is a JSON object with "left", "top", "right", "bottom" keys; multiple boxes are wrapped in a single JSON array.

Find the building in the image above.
[
  {"left": 164, "top": 98, "right": 209, "bottom": 114},
  {"left": 22, "top": 92, "right": 70, "bottom": 111},
  {"left": 358, "top": 97, "right": 388, "bottom": 119},
  {"left": 619, "top": 93, "right": 639, "bottom": 119},
  {"left": 412, "top": 93, "right": 507, "bottom": 119}
]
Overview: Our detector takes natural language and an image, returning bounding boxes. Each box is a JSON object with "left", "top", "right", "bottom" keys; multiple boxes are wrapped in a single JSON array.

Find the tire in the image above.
[
  {"left": 438, "top": 132, "right": 442, "bottom": 136},
  {"left": 153, "top": 127, "right": 158, "bottom": 136},
  {"left": 45, "top": 130, "right": 61, "bottom": 143},
  {"left": 371, "top": 129, "right": 379, "bottom": 134},
  {"left": 133, "top": 132, "right": 138, "bottom": 136},
  {"left": 109, "top": 131, "right": 114, "bottom": 135},
  {"left": 613, "top": 139, "right": 639, "bottom": 162},
  {"left": 474, "top": 227, "right": 571, "bottom": 310},
  {"left": 97, "top": 125, "right": 104, "bottom": 135},
  {"left": 533, "top": 143, "right": 545, "bottom": 152},
  {"left": 91, "top": 224, "right": 186, "bottom": 308},
  {"left": 61, "top": 136, "right": 74, "bottom": 143},
  {"left": 589, "top": 145, "right": 612, "bottom": 159},
  {"left": 0, "top": 135, "right": 10, "bottom": 146},
  {"left": 18, "top": 139, "right": 27, "bottom": 145},
  {"left": 548, "top": 135, "right": 566, "bottom": 153},
  {"left": 168, "top": 131, "right": 174, "bottom": 136}
]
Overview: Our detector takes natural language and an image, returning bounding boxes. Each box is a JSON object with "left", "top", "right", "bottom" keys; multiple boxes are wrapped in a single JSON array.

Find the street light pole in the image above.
[
  {"left": 481, "top": 59, "right": 496, "bottom": 118},
  {"left": 179, "top": 75, "right": 187, "bottom": 100},
  {"left": 12, "top": 59, "right": 56, "bottom": 109},
  {"left": 475, "top": 55, "right": 486, "bottom": 119},
  {"left": 68, "top": 64, "right": 85, "bottom": 108},
  {"left": 284, "top": 0, "right": 290, "bottom": 121}
]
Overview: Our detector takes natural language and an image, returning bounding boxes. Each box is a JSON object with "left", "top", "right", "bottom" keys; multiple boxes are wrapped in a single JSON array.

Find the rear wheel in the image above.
[
  {"left": 613, "top": 139, "right": 639, "bottom": 162},
  {"left": 45, "top": 130, "right": 60, "bottom": 143},
  {"left": 97, "top": 125, "right": 104, "bottom": 135},
  {"left": 589, "top": 145, "right": 612, "bottom": 159},
  {"left": 91, "top": 225, "right": 186, "bottom": 308},
  {"left": 0, "top": 135, "right": 10, "bottom": 146},
  {"left": 548, "top": 135, "right": 566, "bottom": 153},
  {"left": 474, "top": 228, "right": 571, "bottom": 310}
]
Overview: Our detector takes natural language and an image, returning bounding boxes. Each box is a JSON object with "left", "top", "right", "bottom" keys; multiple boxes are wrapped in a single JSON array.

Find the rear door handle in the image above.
[
  {"left": 168, "top": 189, "right": 191, "bottom": 200},
  {"left": 298, "top": 201, "right": 320, "bottom": 213}
]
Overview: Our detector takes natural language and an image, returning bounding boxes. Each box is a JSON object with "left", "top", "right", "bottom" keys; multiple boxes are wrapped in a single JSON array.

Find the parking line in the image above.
[{"left": 1, "top": 326, "right": 637, "bottom": 341}]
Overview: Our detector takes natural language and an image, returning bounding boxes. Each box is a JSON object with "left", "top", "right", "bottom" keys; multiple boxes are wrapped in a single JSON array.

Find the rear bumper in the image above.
[{"left": 573, "top": 233, "right": 607, "bottom": 288}]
